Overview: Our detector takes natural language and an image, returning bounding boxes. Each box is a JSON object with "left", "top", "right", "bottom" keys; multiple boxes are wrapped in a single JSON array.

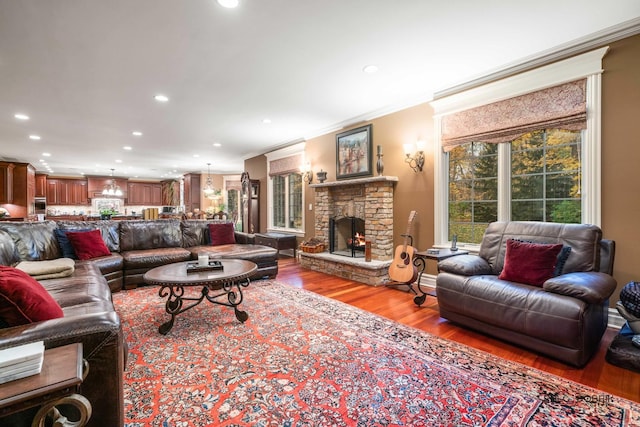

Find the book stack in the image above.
[{"left": 0, "top": 341, "right": 44, "bottom": 385}]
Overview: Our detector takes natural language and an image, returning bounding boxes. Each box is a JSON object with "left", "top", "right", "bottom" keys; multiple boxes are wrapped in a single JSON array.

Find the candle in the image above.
[
  {"left": 377, "top": 145, "right": 382, "bottom": 155},
  {"left": 198, "top": 255, "right": 208, "bottom": 266}
]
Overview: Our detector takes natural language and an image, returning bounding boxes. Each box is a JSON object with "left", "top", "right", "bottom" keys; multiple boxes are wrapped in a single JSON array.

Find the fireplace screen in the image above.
[{"left": 329, "top": 216, "right": 365, "bottom": 258}]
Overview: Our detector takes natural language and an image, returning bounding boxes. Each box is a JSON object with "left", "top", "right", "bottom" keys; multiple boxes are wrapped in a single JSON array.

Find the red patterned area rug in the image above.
[{"left": 113, "top": 280, "right": 640, "bottom": 426}]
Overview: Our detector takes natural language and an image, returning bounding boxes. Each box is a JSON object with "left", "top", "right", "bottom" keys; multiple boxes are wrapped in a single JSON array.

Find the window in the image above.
[
  {"left": 448, "top": 129, "right": 582, "bottom": 244},
  {"left": 449, "top": 142, "right": 497, "bottom": 244},
  {"left": 272, "top": 173, "right": 302, "bottom": 230},
  {"left": 432, "top": 47, "right": 607, "bottom": 248},
  {"left": 265, "top": 143, "right": 305, "bottom": 234}
]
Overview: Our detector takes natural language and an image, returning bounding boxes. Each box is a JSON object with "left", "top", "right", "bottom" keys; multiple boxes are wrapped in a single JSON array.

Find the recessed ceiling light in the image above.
[
  {"left": 262, "top": 119, "right": 272, "bottom": 124},
  {"left": 213, "top": 143, "right": 222, "bottom": 147},
  {"left": 154, "top": 94, "right": 169, "bottom": 102},
  {"left": 123, "top": 146, "right": 133, "bottom": 151},
  {"left": 217, "top": 0, "right": 239, "bottom": 8},
  {"left": 115, "top": 159, "right": 123, "bottom": 163},
  {"left": 132, "top": 131, "right": 143, "bottom": 136},
  {"left": 14, "top": 113, "right": 29, "bottom": 120},
  {"left": 42, "top": 152, "right": 51, "bottom": 157},
  {"left": 193, "top": 154, "right": 200, "bottom": 158},
  {"left": 363, "top": 65, "right": 379, "bottom": 74},
  {"left": 29, "top": 135, "right": 41, "bottom": 140}
]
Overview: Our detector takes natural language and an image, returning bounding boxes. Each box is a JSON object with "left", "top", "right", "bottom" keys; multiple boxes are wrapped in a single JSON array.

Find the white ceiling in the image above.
[{"left": 1, "top": 0, "right": 639, "bottom": 179}]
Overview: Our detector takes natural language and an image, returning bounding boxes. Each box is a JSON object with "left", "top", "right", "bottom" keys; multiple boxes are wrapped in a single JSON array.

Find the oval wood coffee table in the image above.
[{"left": 143, "top": 259, "right": 257, "bottom": 334}]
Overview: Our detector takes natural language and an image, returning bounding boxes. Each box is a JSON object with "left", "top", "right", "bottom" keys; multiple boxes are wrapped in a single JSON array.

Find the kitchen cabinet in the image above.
[
  {"left": 35, "top": 173, "right": 47, "bottom": 198},
  {"left": 183, "top": 173, "right": 201, "bottom": 213},
  {"left": 1, "top": 163, "right": 35, "bottom": 217},
  {"left": 127, "top": 182, "right": 162, "bottom": 205},
  {"left": 86, "top": 176, "right": 127, "bottom": 199},
  {"left": 46, "top": 178, "right": 88, "bottom": 205},
  {"left": 0, "top": 162, "right": 15, "bottom": 204}
]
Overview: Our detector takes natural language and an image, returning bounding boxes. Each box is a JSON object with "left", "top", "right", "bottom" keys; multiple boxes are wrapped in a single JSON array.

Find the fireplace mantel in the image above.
[
  {"left": 303, "top": 175, "right": 397, "bottom": 285},
  {"left": 309, "top": 176, "right": 398, "bottom": 188}
]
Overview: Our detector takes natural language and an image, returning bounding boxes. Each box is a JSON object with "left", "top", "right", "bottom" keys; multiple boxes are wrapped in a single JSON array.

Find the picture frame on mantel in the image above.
[{"left": 336, "top": 124, "right": 373, "bottom": 180}]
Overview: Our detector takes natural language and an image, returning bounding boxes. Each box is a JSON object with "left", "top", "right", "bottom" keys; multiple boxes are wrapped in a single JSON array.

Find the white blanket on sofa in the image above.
[{"left": 15, "top": 258, "right": 75, "bottom": 280}]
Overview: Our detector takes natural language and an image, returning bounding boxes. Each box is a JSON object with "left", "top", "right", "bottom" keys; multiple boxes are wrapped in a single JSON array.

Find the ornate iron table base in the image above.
[{"left": 158, "top": 278, "right": 251, "bottom": 334}]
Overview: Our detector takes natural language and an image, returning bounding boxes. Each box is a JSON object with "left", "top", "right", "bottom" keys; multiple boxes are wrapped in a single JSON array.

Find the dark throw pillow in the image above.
[
  {"left": 65, "top": 229, "right": 111, "bottom": 260},
  {"left": 208, "top": 223, "right": 236, "bottom": 246},
  {"left": 499, "top": 239, "right": 563, "bottom": 286},
  {"left": 55, "top": 228, "right": 91, "bottom": 259},
  {"left": 554, "top": 245, "right": 572, "bottom": 276},
  {"left": 0, "top": 266, "right": 64, "bottom": 327}
]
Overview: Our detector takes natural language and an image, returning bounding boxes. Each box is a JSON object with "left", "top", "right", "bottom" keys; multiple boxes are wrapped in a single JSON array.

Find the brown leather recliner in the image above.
[{"left": 436, "top": 221, "right": 617, "bottom": 367}]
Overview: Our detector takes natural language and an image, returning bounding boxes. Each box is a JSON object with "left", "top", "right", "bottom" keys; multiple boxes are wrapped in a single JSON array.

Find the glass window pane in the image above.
[
  {"left": 288, "top": 173, "right": 302, "bottom": 229},
  {"left": 512, "top": 200, "right": 544, "bottom": 221},
  {"left": 546, "top": 172, "right": 580, "bottom": 199},
  {"left": 511, "top": 175, "right": 543, "bottom": 199},
  {"left": 547, "top": 200, "right": 581, "bottom": 223},
  {"left": 448, "top": 142, "right": 498, "bottom": 244},
  {"left": 272, "top": 175, "right": 285, "bottom": 228}
]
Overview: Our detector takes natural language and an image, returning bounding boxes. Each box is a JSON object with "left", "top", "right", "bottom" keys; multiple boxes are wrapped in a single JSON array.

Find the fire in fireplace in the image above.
[{"left": 329, "top": 216, "right": 365, "bottom": 258}]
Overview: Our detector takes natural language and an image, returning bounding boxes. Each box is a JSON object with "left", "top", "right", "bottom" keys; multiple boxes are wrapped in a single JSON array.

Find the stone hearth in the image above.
[{"left": 300, "top": 176, "right": 398, "bottom": 285}]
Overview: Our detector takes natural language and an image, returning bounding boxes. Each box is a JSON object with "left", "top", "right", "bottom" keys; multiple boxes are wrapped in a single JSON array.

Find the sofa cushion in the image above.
[
  {"left": 498, "top": 239, "right": 563, "bottom": 286},
  {"left": 478, "top": 221, "right": 602, "bottom": 275},
  {"left": 55, "top": 228, "right": 91, "bottom": 259},
  {"left": 0, "top": 266, "right": 64, "bottom": 326},
  {"left": 119, "top": 219, "right": 183, "bottom": 251},
  {"left": 0, "top": 221, "right": 61, "bottom": 261},
  {"left": 58, "top": 220, "right": 121, "bottom": 252},
  {"left": 66, "top": 230, "right": 112, "bottom": 260},
  {"left": 208, "top": 223, "right": 236, "bottom": 246}
]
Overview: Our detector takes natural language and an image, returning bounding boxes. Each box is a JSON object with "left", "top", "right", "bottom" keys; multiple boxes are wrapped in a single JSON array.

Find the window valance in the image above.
[
  {"left": 225, "top": 180, "right": 241, "bottom": 191},
  {"left": 441, "top": 79, "right": 586, "bottom": 151},
  {"left": 269, "top": 153, "right": 303, "bottom": 177}
]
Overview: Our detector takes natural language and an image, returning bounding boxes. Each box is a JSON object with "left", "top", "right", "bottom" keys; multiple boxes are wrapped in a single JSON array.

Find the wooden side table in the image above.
[
  {"left": 255, "top": 233, "right": 298, "bottom": 258},
  {"left": 411, "top": 248, "right": 469, "bottom": 306},
  {"left": 0, "top": 343, "right": 91, "bottom": 427}
]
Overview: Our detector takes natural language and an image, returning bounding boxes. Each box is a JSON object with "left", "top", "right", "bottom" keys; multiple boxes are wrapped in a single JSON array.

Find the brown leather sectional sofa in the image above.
[
  {"left": 436, "top": 221, "right": 617, "bottom": 367},
  {"left": 0, "top": 219, "right": 279, "bottom": 426}
]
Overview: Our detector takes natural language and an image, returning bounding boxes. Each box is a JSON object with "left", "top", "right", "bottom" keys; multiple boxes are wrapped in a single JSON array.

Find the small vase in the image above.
[
  {"left": 316, "top": 170, "right": 327, "bottom": 183},
  {"left": 376, "top": 154, "right": 384, "bottom": 176}
]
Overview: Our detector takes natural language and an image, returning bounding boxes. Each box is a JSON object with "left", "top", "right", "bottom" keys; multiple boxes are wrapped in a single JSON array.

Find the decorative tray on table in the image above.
[{"left": 186, "top": 260, "right": 224, "bottom": 273}]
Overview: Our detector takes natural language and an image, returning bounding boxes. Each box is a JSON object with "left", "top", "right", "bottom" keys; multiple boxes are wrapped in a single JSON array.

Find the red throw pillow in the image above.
[
  {"left": 208, "top": 223, "right": 236, "bottom": 246},
  {"left": 498, "top": 239, "right": 563, "bottom": 286},
  {"left": 0, "top": 266, "right": 64, "bottom": 326},
  {"left": 65, "top": 229, "right": 111, "bottom": 260}
]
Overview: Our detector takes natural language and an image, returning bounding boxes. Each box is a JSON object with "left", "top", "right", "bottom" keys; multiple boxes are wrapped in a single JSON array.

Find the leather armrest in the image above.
[
  {"left": 234, "top": 231, "right": 255, "bottom": 244},
  {"left": 543, "top": 272, "right": 617, "bottom": 304},
  {"left": 437, "top": 254, "right": 493, "bottom": 276}
]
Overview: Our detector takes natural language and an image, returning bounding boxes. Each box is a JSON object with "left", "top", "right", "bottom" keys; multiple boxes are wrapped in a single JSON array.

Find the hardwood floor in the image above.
[{"left": 276, "top": 257, "right": 640, "bottom": 403}]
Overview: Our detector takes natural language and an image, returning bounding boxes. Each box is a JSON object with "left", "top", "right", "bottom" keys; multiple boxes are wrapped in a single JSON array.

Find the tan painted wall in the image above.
[
  {"left": 601, "top": 34, "right": 640, "bottom": 302},
  {"left": 246, "top": 33, "right": 640, "bottom": 301}
]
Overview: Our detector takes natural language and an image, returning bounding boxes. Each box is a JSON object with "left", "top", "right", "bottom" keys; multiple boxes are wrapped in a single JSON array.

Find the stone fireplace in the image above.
[{"left": 299, "top": 176, "right": 398, "bottom": 285}]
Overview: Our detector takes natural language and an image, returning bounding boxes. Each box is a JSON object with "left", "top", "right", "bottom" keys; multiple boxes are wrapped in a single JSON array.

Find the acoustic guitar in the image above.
[{"left": 388, "top": 210, "right": 418, "bottom": 284}]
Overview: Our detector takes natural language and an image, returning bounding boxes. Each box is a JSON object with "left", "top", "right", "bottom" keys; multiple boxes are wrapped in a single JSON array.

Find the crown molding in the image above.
[{"left": 434, "top": 17, "right": 640, "bottom": 100}]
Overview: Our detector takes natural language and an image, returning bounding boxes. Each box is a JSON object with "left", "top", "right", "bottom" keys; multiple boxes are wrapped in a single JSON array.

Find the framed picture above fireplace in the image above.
[{"left": 336, "top": 124, "right": 372, "bottom": 180}]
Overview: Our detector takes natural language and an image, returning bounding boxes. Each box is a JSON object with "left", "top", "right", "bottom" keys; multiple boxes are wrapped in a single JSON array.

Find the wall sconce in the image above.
[
  {"left": 403, "top": 140, "right": 426, "bottom": 172},
  {"left": 301, "top": 161, "right": 313, "bottom": 184}
]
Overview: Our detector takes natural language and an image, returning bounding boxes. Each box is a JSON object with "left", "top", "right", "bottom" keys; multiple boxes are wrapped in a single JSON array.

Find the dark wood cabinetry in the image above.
[
  {"left": 0, "top": 163, "right": 35, "bottom": 217},
  {"left": 86, "top": 177, "right": 127, "bottom": 200},
  {"left": 46, "top": 178, "right": 88, "bottom": 205},
  {"left": 35, "top": 174, "right": 47, "bottom": 198},
  {"left": 127, "top": 182, "right": 162, "bottom": 205},
  {"left": 183, "top": 173, "right": 201, "bottom": 213},
  {"left": 0, "top": 162, "right": 15, "bottom": 204}
]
